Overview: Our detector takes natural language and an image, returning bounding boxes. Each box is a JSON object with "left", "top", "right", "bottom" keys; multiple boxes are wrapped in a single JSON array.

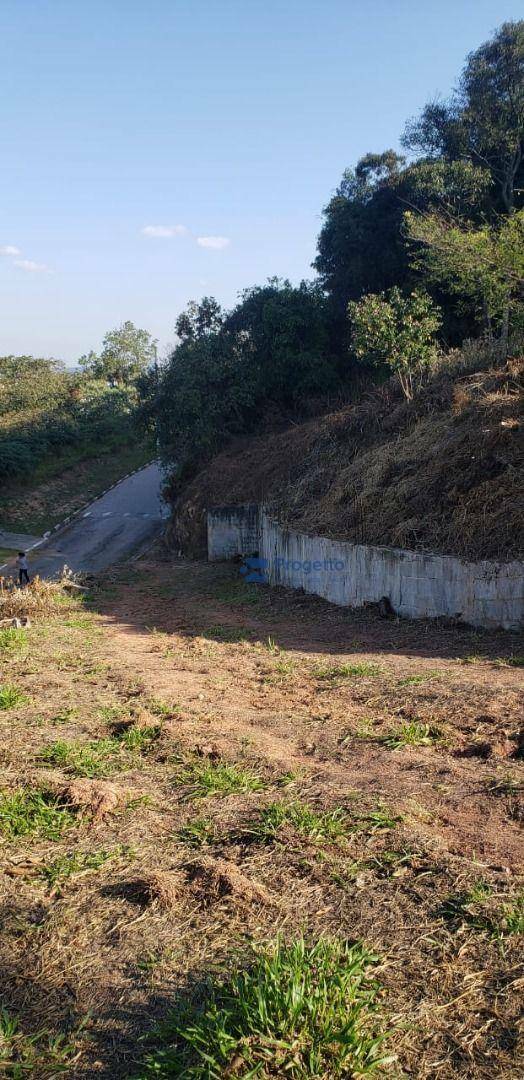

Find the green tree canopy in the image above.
[
  {"left": 403, "top": 21, "right": 524, "bottom": 213},
  {"left": 405, "top": 208, "right": 524, "bottom": 348},
  {"left": 79, "top": 321, "right": 157, "bottom": 386},
  {"left": 175, "top": 296, "right": 223, "bottom": 342},
  {"left": 314, "top": 155, "right": 490, "bottom": 340},
  {"left": 151, "top": 279, "right": 339, "bottom": 474},
  {"left": 0, "top": 355, "right": 71, "bottom": 414}
]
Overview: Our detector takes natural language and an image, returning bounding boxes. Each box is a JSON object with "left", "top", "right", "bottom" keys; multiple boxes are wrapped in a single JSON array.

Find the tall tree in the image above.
[
  {"left": 314, "top": 154, "right": 490, "bottom": 344},
  {"left": 79, "top": 321, "right": 158, "bottom": 386},
  {"left": 403, "top": 21, "right": 524, "bottom": 213},
  {"left": 175, "top": 296, "right": 223, "bottom": 342}
]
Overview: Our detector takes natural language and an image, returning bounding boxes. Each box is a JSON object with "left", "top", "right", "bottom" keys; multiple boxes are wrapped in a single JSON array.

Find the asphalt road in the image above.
[{"left": 24, "top": 462, "right": 167, "bottom": 579}]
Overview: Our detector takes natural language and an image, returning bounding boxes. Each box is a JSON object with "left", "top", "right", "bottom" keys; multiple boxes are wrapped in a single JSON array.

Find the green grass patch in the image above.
[
  {"left": 64, "top": 614, "right": 98, "bottom": 631},
  {"left": 175, "top": 817, "right": 216, "bottom": 848},
  {"left": 210, "top": 579, "right": 262, "bottom": 607},
  {"left": 396, "top": 672, "right": 440, "bottom": 686},
  {"left": 381, "top": 722, "right": 442, "bottom": 750},
  {"left": 0, "top": 1008, "right": 78, "bottom": 1078},
  {"left": 0, "top": 627, "right": 28, "bottom": 652},
  {"left": 0, "top": 789, "right": 76, "bottom": 840},
  {"left": 201, "top": 625, "right": 252, "bottom": 644},
  {"left": 353, "top": 807, "right": 401, "bottom": 833},
  {"left": 119, "top": 724, "right": 161, "bottom": 752},
  {"left": 177, "top": 759, "right": 265, "bottom": 798},
  {"left": 147, "top": 698, "right": 180, "bottom": 719},
  {"left": 312, "top": 662, "right": 382, "bottom": 680},
  {"left": 40, "top": 737, "right": 125, "bottom": 777},
  {"left": 0, "top": 683, "right": 29, "bottom": 710},
  {"left": 493, "top": 655, "right": 524, "bottom": 668},
  {"left": 139, "top": 936, "right": 392, "bottom": 1078},
  {"left": 247, "top": 801, "right": 348, "bottom": 844},
  {"left": 440, "top": 884, "right": 524, "bottom": 937},
  {"left": 49, "top": 706, "right": 78, "bottom": 726},
  {"left": 39, "top": 846, "right": 125, "bottom": 888},
  {"left": 40, "top": 723, "right": 160, "bottom": 777}
]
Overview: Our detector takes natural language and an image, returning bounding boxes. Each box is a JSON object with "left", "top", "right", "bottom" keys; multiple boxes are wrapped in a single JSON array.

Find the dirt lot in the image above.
[{"left": 0, "top": 552, "right": 522, "bottom": 1077}]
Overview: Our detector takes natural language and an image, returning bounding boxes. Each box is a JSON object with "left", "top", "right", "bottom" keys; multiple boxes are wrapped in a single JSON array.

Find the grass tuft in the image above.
[
  {"left": 0, "top": 1009, "right": 77, "bottom": 1078},
  {"left": 175, "top": 817, "right": 216, "bottom": 848},
  {"left": 0, "top": 627, "right": 28, "bottom": 652},
  {"left": 0, "top": 683, "right": 29, "bottom": 710},
  {"left": 440, "top": 884, "right": 524, "bottom": 937},
  {"left": 40, "top": 725, "right": 159, "bottom": 778},
  {"left": 39, "top": 847, "right": 125, "bottom": 887},
  {"left": 353, "top": 807, "right": 401, "bottom": 833},
  {"left": 40, "top": 737, "right": 125, "bottom": 778},
  {"left": 139, "top": 936, "right": 392, "bottom": 1078},
  {"left": 177, "top": 759, "right": 265, "bottom": 798},
  {"left": 0, "top": 789, "right": 76, "bottom": 840},
  {"left": 312, "top": 662, "right": 382, "bottom": 680},
  {"left": 119, "top": 724, "right": 161, "bottom": 752},
  {"left": 247, "top": 800, "right": 348, "bottom": 844},
  {"left": 381, "top": 722, "right": 441, "bottom": 750},
  {"left": 202, "top": 625, "right": 251, "bottom": 644}
]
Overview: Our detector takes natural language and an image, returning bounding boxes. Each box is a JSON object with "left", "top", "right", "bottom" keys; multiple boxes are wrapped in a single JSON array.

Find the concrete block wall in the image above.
[
  {"left": 207, "top": 504, "right": 260, "bottom": 562},
  {"left": 206, "top": 503, "right": 524, "bottom": 630}
]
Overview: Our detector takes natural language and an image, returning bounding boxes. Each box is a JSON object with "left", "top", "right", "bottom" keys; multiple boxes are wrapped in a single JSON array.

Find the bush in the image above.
[{"left": 349, "top": 287, "right": 441, "bottom": 399}]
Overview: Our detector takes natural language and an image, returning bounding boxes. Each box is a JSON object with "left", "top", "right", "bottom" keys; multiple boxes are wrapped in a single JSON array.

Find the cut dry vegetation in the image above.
[
  {"left": 0, "top": 555, "right": 522, "bottom": 1078},
  {"left": 170, "top": 351, "right": 524, "bottom": 562}
]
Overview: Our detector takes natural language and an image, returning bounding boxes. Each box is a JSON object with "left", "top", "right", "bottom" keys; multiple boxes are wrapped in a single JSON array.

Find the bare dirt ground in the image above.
[{"left": 1, "top": 551, "right": 522, "bottom": 1077}]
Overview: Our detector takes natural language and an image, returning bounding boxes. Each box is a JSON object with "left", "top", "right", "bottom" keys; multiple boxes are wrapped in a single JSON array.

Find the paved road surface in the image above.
[{"left": 20, "top": 462, "right": 166, "bottom": 579}]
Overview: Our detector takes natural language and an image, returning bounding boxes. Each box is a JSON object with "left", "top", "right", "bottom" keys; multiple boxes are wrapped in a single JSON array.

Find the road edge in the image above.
[{"left": 0, "top": 459, "right": 160, "bottom": 572}]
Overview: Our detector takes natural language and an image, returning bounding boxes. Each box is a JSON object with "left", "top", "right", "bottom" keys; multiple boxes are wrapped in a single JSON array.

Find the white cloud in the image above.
[
  {"left": 14, "top": 258, "right": 49, "bottom": 273},
  {"left": 142, "top": 224, "right": 188, "bottom": 238},
  {"left": 0, "top": 244, "right": 21, "bottom": 256},
  {"left": 196, "top": 236, "right": 230, "bottom": 250}
]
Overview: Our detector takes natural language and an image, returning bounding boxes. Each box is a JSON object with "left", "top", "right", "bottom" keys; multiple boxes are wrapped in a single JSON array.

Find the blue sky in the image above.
[{"left": 0, "top": 0, "right": 519, "bottom": 363}]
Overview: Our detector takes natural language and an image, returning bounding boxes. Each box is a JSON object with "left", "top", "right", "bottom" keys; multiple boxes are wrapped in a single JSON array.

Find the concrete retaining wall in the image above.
[
  {"left": 207, "top": 504, "right": 260, "bottom": 562},
  {"left": 207, "top": 503, "right": 523, "bottom": 630}
]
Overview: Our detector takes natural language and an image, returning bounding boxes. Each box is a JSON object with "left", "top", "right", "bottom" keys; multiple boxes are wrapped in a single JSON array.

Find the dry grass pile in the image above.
[
  {"left": 184, "top": 854, "right": 272, "bottom": 906},
  {"left": 0, "top": 571, "right": 79, "bottom": 622},
  {"left": 170, "top": 345, "right": 523, "bottom": 561},
  {"left": 136, "top": 870, "right": 184, "bottom": 911},
  {"left": 44, "top": 775, "right": 127, "bottom": 821}
]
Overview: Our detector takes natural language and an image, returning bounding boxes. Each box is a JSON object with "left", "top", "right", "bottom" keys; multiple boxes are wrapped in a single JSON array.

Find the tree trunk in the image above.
[{"left": 499, "top": 302, "right": 510, "bottom": 360}]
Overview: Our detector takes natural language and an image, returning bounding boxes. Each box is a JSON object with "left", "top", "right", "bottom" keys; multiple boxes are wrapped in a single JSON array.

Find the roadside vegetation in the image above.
[{"left": 0, "top": 321, "right": 156, "bottom": 532}]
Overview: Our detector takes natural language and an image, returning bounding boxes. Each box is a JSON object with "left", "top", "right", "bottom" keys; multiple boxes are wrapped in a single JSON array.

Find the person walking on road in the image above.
[{"left": 16, "top": 552, "right": 30, "bottom": 586}]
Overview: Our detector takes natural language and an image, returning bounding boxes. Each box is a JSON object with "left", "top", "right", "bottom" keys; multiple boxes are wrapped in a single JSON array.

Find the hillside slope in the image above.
[{"left": 168, "top": 347, "right": 523, "bottom": 563}]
